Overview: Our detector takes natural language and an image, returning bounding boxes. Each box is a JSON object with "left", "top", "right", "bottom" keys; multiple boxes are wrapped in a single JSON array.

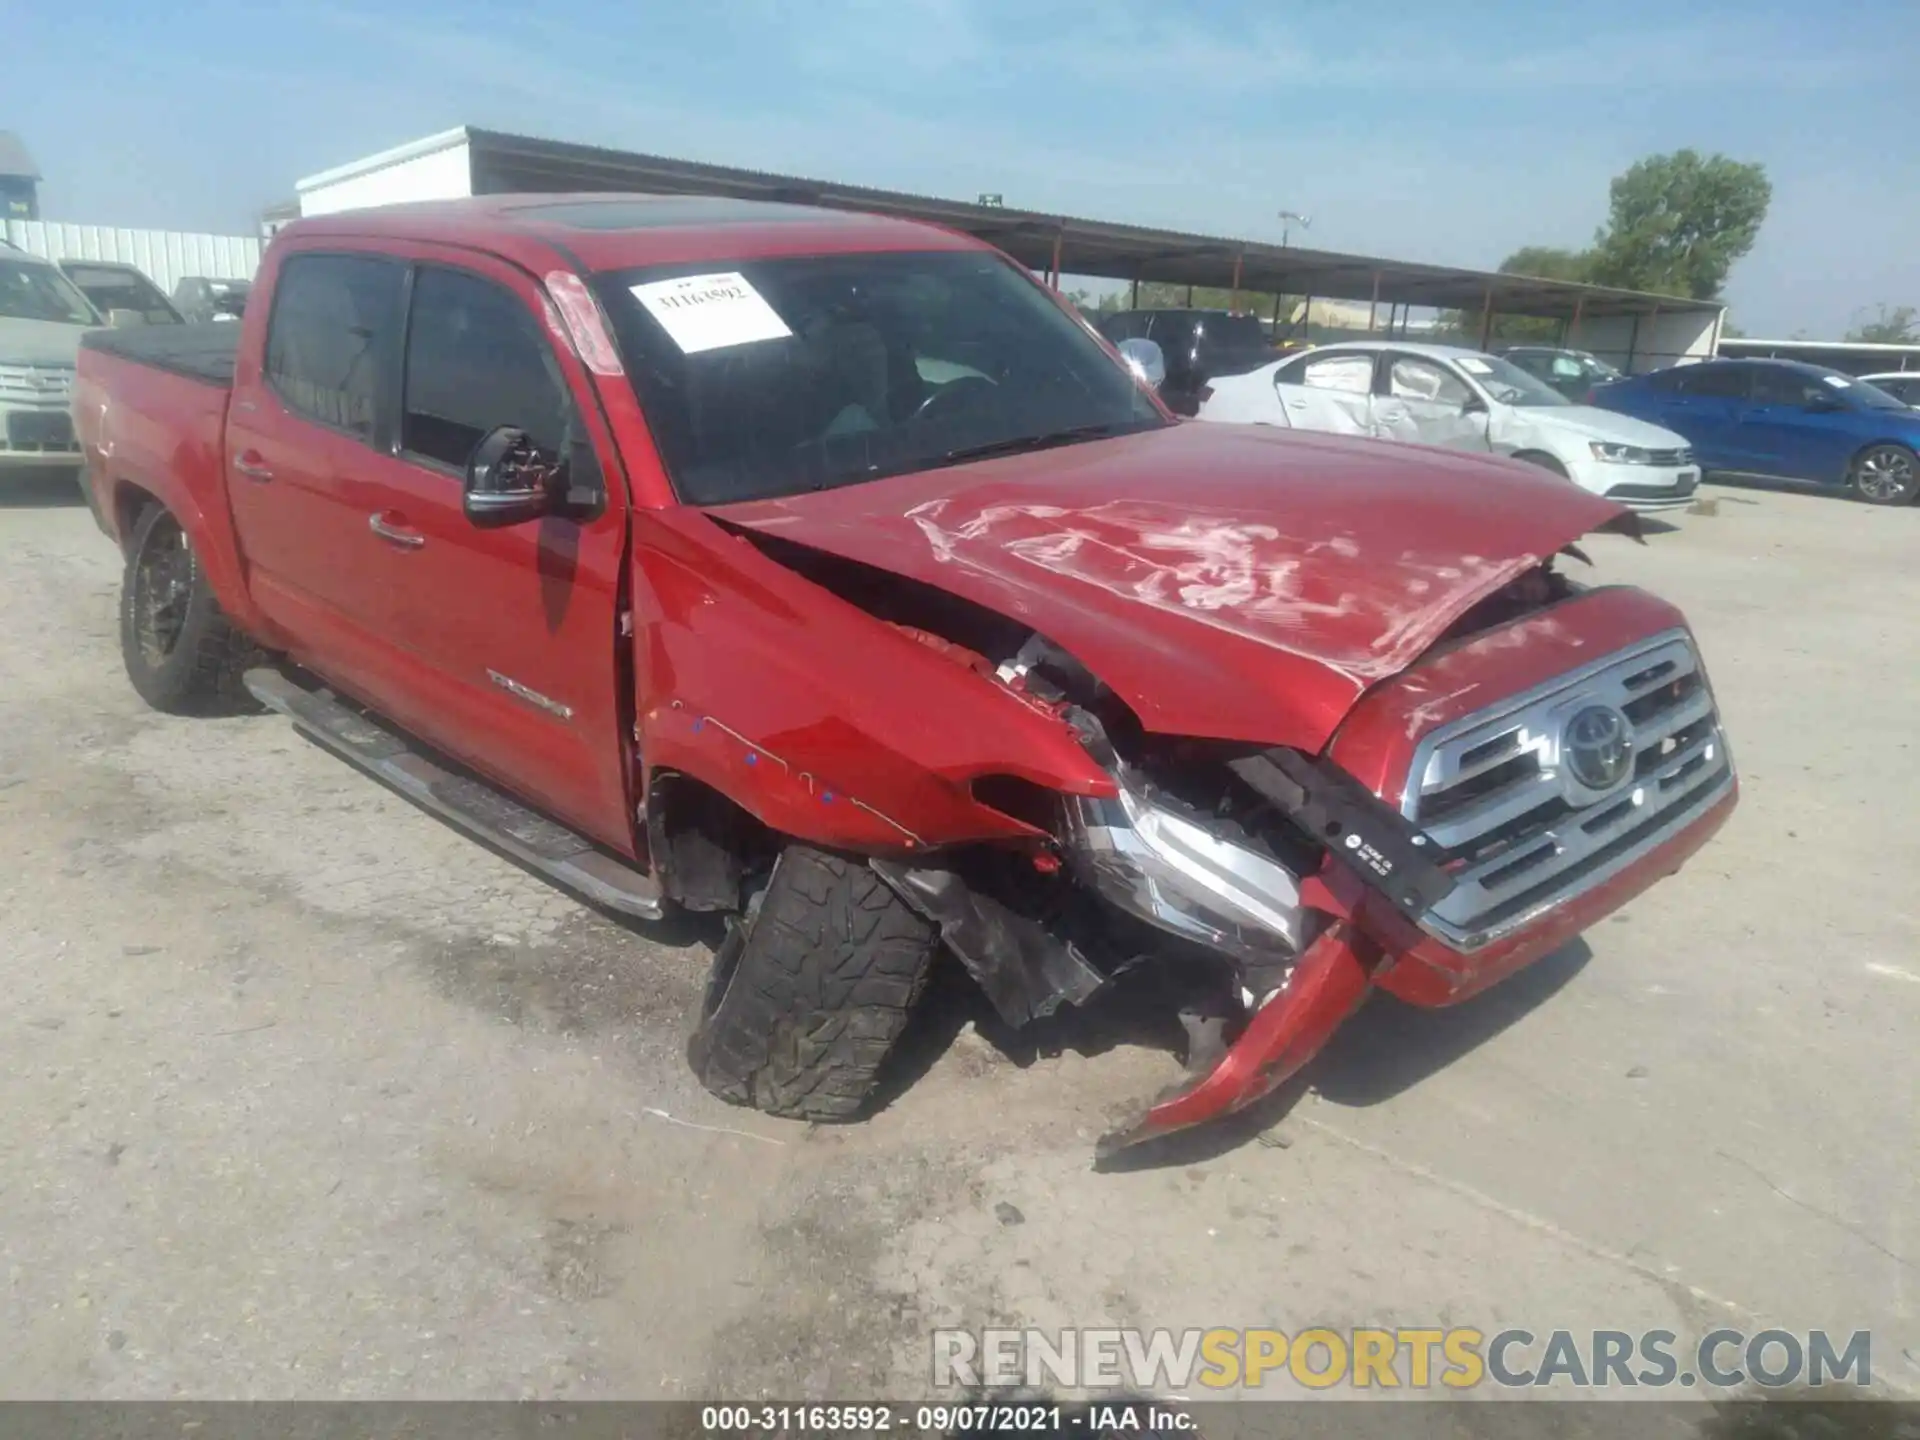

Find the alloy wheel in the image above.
[
  {"left": 1855, "top": 446, "right": 1917, "bottom": 503},
  {"left": 132, "top": 515, "right": 195, "bottom": 666}
]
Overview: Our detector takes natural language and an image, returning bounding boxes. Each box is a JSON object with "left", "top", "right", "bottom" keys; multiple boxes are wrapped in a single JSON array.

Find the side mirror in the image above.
[
  {"left": 1461, "top": 392, "right": 1489, "bottom": 415},
  {"left": 107, "top": 308, "right": 147, "bottom": 328},
  {"left": 1805, "top": 392, "right": 1846, "bottom": 413},
  {"left": 463, "top": 425, "right": 562, "bottom": 528},
  {"left": 1116, "top": 337, "right": 1167, "bottom": 391}
]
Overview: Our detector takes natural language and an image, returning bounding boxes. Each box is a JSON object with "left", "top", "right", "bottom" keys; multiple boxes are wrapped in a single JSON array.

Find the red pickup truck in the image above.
[{"left": 74, "top": 195, "right": 1737, "bottom": 1154}]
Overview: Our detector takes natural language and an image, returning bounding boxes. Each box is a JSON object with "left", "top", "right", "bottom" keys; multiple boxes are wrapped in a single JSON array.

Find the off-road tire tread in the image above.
[
  {"left": 688, "top": 846, "right": 937, "bottom": 1123},
  {"left": 119, "top": 503, "right": 262, "bottom": 715}
]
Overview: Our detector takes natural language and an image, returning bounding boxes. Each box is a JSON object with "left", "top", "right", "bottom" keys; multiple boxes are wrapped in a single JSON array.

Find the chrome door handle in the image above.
[
  {"left": 233, "top": 456, "right": 274, "bottom": 482},
  {"left": 368, "top": 514, "right": 425, "bottom": 549}
]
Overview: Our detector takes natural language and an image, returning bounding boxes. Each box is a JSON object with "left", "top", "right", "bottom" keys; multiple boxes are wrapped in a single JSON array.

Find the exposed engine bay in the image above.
[{"left": 722, "top": 525, "right": 1584, "bottom": 1048}]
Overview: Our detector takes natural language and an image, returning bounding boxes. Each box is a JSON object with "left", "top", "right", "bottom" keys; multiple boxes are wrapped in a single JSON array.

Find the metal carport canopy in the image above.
[{"left": 461, "top": 126, "right": 1712, "bottom": 322}]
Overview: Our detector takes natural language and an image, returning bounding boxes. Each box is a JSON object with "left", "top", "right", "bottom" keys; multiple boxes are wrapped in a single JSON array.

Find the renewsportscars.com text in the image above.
[{"left": 932, "top": 1327, "right": 1873, "bottom": 1392}]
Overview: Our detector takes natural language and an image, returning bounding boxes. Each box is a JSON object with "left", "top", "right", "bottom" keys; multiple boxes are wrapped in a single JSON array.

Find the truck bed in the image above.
[{"left": 78, "top": 322, "right": 239, "bottom": 388}]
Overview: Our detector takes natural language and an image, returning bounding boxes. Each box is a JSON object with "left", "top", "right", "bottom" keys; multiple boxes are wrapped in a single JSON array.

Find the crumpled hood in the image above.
[
  {"left": 0, "top": 317, "right": 92, "bottom": 368},
  {"left": 1534, "top": 405, "right": 1691, "bottom": 450},
  {"left": 710, "top": 422, "right": 1628, "bottom": 751}
]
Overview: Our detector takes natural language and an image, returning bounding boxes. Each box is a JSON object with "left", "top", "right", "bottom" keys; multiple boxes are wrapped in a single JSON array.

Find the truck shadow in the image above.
[
  {"left": 1307, "top": 934, "right": 1594, "bottom": 1106},
  {"left": 0, "top": 468, "right": 86, "bottom": 507},
  {"left": 884, "top": 935, "right": 1594, "bottom": 1168}
]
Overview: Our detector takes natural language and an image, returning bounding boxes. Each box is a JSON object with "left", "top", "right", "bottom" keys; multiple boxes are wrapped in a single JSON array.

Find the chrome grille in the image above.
[
  {"left": 1402, "top": 629, "right": 1733, "bottom": 950},
  {"left": 0, "top": 363, "right": 74, "bottom": 404},
  {"left": 1643, "top": 447, "right": 1692, "bottom": 467}
]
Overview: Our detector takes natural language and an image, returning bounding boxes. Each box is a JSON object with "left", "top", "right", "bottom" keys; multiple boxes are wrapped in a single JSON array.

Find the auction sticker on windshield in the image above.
[
  {"left": 630, "top": 272, "right": 792, "bottom": 354},
  {"left": 1457, "top": 357, "right": 1493, "bottom": 374}
]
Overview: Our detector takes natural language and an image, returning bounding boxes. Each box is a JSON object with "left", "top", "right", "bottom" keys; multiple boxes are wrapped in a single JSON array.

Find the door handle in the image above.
[
  {"left": 368, "top": 512, "right": 426, "bottom": 549},
  {"left": 233, "top": 451, "right": 274, "bottom": 482}
]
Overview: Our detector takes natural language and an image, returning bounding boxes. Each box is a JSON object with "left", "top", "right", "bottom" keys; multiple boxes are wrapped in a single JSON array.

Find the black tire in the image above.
[
  {"left": 119, "top": 503, "right": 259, "bottom": 715},
  {"left": 1850, "top": 443, "right": 1919, "bottom": 506},
  {"left": 688, "top": 845, "right": 938, "bottom": 1122},
  {"left": 1514, "top": 450, "right": 1569, "bottom": 478}
]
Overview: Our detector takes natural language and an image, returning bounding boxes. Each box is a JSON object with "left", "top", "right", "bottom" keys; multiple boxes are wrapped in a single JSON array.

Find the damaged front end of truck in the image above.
[{"left": 640, "top": 426, "right": 1737, "bottom": 1154}]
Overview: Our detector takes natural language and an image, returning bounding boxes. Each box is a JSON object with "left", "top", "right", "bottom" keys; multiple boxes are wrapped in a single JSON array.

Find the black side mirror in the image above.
[
  {"left": 463, "top": 425, "right": 563, "bottom": 528},
  {"left": 1461, "top": 392, "right": 1489, "bottom": 415},
  {"left": 1804, "top": 392, "right": 1846, "bottom": 413}
]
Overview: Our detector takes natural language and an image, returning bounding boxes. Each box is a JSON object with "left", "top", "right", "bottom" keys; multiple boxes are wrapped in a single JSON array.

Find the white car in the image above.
[
  {"left": 1856, "top": 372, "right": 1920, "bottom": 408},
  {"left": 1198, "top": 340, "right": 1701, "bottom": 512}
]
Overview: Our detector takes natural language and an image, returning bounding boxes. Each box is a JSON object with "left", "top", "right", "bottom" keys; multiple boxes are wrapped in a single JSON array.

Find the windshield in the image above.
[
  {"left": 1455, "top": 351, "right": 1570, "bottom": 407},
  {"left": 0, "top": 258, "right": 101, "bottom": 325},
  {"left": 63, "top": 266, "right": 181, "bottom": 325},
  {"left": 1816, "top": 370, "right": 1910, "bottom": 411},
  {"left": 595, "top": 250, "right": 1166, "bottom": 505}
]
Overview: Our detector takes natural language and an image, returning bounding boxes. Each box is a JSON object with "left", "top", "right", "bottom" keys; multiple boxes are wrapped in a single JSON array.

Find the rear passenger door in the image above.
[
  {"left": 1656, "top": 364, "right": 1752, "bottom": 470},
  {"left": 226, "top": 249, "right": 409, "bottom": 702},
  {"left": 1372, "top": 352, "right": 1492, "bottom": 451},
  {"left": 360, "top": 254, "right": 635, "bottom": 848},
  {"left": 1271, "top": 349, "right": 1377, "bottom": 436}
]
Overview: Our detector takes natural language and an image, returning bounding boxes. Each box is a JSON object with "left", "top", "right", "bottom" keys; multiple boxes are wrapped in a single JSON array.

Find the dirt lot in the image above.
[{"left": 1, "top": 472, "right": 1915, "bottom": 1400}]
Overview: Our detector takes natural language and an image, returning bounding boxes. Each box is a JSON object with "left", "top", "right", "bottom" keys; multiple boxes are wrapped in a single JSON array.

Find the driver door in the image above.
[
  {"left": 1372, "top": 352, "right": 1492, "bottom": 451},
  {"left": 350, "top": 250, "right": 635, "bottom": 848}
]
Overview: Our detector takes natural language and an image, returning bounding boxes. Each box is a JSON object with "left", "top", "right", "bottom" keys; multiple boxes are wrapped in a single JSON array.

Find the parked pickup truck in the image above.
[{"left": 74, "top": 196, "right": 1738, "bottom": 1154}]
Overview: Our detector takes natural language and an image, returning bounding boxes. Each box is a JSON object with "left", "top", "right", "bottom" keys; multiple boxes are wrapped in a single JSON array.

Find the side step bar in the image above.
[{"left": 243, "top": 668, "right": 664, "bottom": 921}]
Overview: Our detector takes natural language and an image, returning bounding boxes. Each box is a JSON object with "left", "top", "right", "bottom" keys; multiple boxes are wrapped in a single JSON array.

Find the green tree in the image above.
[
  {"left": 1499, "top": 246, "right": 1593, "bottom": 284},
  {"left": 1845, "top": 304, "right": 1918, "bottom": 344},
  {"left": 1441, "top": 248, "right": 1593, "bottom": 342},
  {"left": 1585, "top": 149, "right": 1771, "bottom": 300}
]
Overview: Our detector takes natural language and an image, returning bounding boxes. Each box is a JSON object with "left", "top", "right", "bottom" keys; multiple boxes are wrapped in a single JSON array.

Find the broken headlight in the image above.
[{"left": 1062, "top": 776, "right": 1308, "bottom": 964}]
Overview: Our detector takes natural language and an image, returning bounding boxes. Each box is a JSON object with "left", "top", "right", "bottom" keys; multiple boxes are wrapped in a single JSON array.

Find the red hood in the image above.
[{"left": 709, "top": 423, "right": 1628, "bottom": 751}]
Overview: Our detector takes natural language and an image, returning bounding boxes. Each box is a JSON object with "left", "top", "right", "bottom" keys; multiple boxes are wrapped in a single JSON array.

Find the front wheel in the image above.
[
  {"left": 688, "top": 845, "right": 938, "bottom": 1122},
  {"left": 1850, "top": 443, "right": 1919, "bottom": 506},
  {"left": 1513, "top": 450, "right": 1569, "bottom": 478},
  {"left": 119, "top": 503, "right": 258, "bottom": 714}
]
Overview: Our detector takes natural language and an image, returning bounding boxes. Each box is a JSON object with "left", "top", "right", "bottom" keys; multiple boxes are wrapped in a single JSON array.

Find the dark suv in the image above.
[
  {"left": 1097, "top": 309, "right": 1276, "bottom": 415},
  {"left": 1499, "top": 346, "right": 1624, "bottom": 402}
]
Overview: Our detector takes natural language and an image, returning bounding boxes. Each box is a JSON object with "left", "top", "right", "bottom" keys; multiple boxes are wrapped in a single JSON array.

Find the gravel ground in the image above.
[{"left": 0, "top": 470, "right": 1914, "bottom": 1402}]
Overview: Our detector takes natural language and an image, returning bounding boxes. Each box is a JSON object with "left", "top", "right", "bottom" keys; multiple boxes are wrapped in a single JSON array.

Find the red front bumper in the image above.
[{"left": 1098, "top": 772, "right": 1737, "bottom": 1155}]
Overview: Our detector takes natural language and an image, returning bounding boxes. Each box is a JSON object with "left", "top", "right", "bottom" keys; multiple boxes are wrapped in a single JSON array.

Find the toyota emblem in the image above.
[{"left": 1563, "top": 705, "right": 1633, "bottom": 792}]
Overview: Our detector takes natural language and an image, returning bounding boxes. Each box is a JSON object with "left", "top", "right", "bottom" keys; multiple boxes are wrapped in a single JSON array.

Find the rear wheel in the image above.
[
  {"left": 1850, "top": 444, "right": 1918, "bottom": 506},
  {"left": 119, "top": 504, "right": 258, "bottom": 714},
  {"left": 688, "top": 845, "right": 938, "bottom": 1122}
]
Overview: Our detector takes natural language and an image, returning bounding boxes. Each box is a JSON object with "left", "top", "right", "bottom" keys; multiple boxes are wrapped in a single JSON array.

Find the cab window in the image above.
[
  {"left": 400, "top": 266, "right": 570, "bottom": 470},
  {"left": 264, "top": 253, "right": 406, "bottom": 441}
]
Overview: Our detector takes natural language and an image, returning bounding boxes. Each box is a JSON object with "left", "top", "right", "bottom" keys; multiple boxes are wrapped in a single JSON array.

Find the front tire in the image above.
[
  {"left": 118, "top": 503, "right": 258, "bottom": 714},
  {"left": 688, "top": 845, "right": 938, "bottom": 1122},
  {"left": 1850, "top": 443, "right": 1918, "bottom": 506}
]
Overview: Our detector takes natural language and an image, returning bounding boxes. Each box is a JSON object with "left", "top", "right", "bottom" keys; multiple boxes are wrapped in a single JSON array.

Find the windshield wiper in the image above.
[{"left": 926, "top": 420, "right": 1151, "bottom": 470}]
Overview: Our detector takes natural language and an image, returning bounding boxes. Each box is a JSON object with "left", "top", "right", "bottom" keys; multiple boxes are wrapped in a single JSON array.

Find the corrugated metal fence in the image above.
[{"left": 3, "top": 221, "right": 261, "bottom": 294}]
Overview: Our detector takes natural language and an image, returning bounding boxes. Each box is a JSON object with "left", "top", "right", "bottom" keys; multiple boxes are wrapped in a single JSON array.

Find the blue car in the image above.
[{"left": 1590, "top": 359, "right": 1920, "bottom": 506}]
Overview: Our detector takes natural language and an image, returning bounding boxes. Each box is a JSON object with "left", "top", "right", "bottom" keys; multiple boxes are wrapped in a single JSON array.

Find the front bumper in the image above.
[
  {"left": 1096, "top": 588, "right": 1738, "bottom": 1151},
  {"left": 1596, "top": 462, "right": 1700, "bottom": 512},
  {"left": 0, "top": 402, "right": 83, "bottom": 469},
  {"left": 1099, "top": 781, "right": 1736, "bottom": 1152}
]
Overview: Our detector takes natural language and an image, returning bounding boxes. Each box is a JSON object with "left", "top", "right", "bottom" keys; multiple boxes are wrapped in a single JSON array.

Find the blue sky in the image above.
[{"left": 12, "top": 0, "right": 1917, "bottom": 336}]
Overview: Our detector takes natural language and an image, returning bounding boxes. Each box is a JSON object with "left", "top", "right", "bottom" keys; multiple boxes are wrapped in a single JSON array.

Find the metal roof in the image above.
[
  {"left": 0, "top": 131, "right": 41, "bottom": 181},
  {"left": 444, "top": 126, "right": 1716, "bottom": 323}
]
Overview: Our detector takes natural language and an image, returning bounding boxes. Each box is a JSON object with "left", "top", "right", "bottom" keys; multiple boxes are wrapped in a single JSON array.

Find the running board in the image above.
[{"left": 243, "top": 668, "right": 664, "bottom": 921}]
